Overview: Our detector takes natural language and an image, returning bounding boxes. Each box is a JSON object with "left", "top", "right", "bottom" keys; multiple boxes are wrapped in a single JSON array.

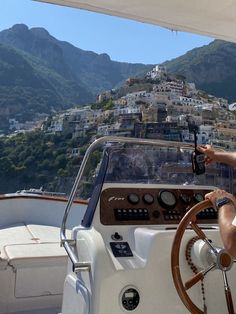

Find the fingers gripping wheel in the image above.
[{"left": 171, "top": 200, "right": 235, "bottom": 314}]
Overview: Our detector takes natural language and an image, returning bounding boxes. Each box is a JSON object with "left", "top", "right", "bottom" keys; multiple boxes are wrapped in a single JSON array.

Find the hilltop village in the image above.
[
  {"left": 2, "top": 65, "right": 236, "bottom": 194},
  {"left": 10, "top": 65, "right": 236, "bottom": 150}
]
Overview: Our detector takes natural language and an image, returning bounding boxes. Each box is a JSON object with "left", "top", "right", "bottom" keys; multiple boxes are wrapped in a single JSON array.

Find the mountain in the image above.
[
  {"left": 164, "top": 40, "right": 236, "bottom": 102},
  {"left": 0, "top": 43, "right": 91, "bottom": 121},
  {"left": 0, "top": 24, "right": 152, "bottom": 132},
  {"left": 3, "top": 24, "right": 236, "bottom": 134}
]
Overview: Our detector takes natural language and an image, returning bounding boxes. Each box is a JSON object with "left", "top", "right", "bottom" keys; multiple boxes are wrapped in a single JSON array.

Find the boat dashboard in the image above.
[
  {"left": 100, "top": 185, "right": 217, "bottom": 225},
  {"left": 60, "top": 138, "right": 235, "bottom": 314}
]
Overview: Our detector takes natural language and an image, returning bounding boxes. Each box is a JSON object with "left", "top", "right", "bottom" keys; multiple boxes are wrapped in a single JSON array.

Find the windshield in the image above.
[
  {"left": 76, "top": 141, "right": 234, "bottom": 199},
  {"left": 105, "top": 145, "right": 231, "bottom": 187}
]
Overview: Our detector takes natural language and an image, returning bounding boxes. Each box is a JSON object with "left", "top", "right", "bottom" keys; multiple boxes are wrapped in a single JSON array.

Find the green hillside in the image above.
[
  {"left": 164, "top": 40, "right": 236, "bottom": 102},
  {"left": 0, "top": 43, "right": 92, "bottom": 132},
  {"left": 0, "top": 131, "right": 81, "bottom": 194},
  {"left": 0, "top": 24, "right": 152, "bottom": 133}
]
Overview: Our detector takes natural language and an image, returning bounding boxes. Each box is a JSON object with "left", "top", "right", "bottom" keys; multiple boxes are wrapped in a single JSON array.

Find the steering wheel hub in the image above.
[{"left": 218, "top": 250, "right": 233, "bottom": 270}]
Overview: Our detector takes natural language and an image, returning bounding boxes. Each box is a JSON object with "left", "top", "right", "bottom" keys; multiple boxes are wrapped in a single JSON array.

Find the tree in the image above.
[
  {"left": 54, "top": 154, "right": 67, "bottom": 169},
  {"left": 57, "top": 168, "right": 69, "bottom": 177},
  {"left": 0, "top": 157, "right": 15, "bottom": 175}
]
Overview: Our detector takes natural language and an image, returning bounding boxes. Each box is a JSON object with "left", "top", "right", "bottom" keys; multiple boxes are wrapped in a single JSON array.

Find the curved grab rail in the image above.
[{"left": 60, "top": 136, "right": 195, "bottom": 271}]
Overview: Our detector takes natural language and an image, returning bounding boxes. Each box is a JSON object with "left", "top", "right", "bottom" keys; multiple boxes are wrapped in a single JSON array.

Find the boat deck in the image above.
[{"left": 0, "top": 195, "right": 87, "bottom": 313}]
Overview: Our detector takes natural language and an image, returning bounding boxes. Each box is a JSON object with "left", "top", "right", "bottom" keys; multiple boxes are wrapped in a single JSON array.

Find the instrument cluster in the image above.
[{"left": 100, "top": 187, "right": 217, "bottom": 225}]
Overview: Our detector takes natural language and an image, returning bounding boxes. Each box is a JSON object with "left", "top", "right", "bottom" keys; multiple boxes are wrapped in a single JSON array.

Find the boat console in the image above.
[{"left": 60, "top": 137, "right": 236, "bottom": 314}]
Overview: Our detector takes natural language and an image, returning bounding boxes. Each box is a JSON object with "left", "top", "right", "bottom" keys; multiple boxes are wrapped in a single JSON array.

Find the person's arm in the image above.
[
  {"left": 198, "top": 145, "right": 236, "bottom": 166},
  {"left": 218, "top": 202, "right": 236, "bottom": 258},
  {"left": 205, "top": 189, "right": 236, "bottom": 258}
]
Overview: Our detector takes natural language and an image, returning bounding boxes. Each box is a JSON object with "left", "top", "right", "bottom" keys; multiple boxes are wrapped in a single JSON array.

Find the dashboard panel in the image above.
[{"left": 100, "top": 187, "right": 217, "bottom": 225}]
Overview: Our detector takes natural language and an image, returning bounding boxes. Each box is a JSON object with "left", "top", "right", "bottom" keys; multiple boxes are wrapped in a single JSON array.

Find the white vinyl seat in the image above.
[
  {"left": 0, "top": 222, "right": 68, "bottom": 263},
  {"left": 0, "top": 223, "right": 70, "bottom": 312}
]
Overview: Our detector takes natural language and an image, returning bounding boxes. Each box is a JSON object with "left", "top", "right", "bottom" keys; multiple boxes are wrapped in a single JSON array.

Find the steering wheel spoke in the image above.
[
  {"left": 190, "top": 221, "right": 218, "bottom": 254},
  {"left": 190, "top": 220, "right": 207, "bottom": 240},
  {"left": 185, "top": 263, "right": 216, "bottom": 291},
  {"left": 222, "top": 271, "right": 235, "bottom": 314}
]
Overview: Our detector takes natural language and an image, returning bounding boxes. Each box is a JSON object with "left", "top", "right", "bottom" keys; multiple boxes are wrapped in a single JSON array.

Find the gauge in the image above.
[
  {"left": 159, "top": 190, "right": 177, "bottom": 209},
  {"left": 180, "top": 194, "right": 191, "bottom": 204},
  {"left": 194, "top": 193, "right": 204, "bottom": 203},
  {"left": 127, "top": 193, "right": 140, "bottom": 205},
  {"left": 143, "top": 193, "right": 154, "bottom": 205}
]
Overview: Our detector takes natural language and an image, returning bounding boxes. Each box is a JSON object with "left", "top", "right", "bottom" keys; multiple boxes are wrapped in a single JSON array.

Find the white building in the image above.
[
  {"left": 9, "top": 119, "right": 22, "bottom": 131},
  {"left": 198, "top": 125, "right": 215, "bottom": 144},
  {"left": 114, "top": 105, "right": 141, "bottom": 116},
  {"left": 179, "top": 96, "right": 204, "bottom": 106},
  {"left": 48, "top": 116, "right": 64, "bottom": 133},
  {"left": 154, "top": 81, "right": 184, "bottom": 96},
  {"left": 146, "top": 64, "right": 167, "bottom": 79},
  {"left": 123, "top": 91, "right": 148, "bottom": 106},
  {"left": 97, "top": 123, "right": 121, "bottom": 136}
]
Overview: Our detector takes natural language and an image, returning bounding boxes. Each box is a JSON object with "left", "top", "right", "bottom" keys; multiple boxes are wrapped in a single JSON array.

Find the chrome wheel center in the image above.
[{"left": 216, "top": 250, "right": 234, "bottom": 271}]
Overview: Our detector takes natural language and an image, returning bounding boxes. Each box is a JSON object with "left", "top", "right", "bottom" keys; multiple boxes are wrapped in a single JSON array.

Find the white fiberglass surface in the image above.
[{"left": 67, "top": 225, "right": 236, "bottom": 314}]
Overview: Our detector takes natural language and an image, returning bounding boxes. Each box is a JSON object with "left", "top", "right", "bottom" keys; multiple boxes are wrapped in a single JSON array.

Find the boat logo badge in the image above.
[{"left": 108, "top": 196, "right": 125, "bottom": 202}]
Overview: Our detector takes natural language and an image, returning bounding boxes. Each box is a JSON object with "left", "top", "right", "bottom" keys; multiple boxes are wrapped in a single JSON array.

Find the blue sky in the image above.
[{"left": 1, "top": 0, "right": 213, "bottom": 64}]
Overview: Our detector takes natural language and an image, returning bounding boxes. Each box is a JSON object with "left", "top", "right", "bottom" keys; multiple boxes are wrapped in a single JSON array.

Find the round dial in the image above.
[
  {"left": 159, "top": 190, "right": 177, "bottom": 209},
  {"left": 180, "top": 194, "right": 191, "bottom": 204},
  {"left": 127, "top": 193, "right": 140, "bottom": 205},
  {"left": 194, "top": 193, "right": 204, "bottom": 203},
  {"left": 143, "top": 193, "right": 154, "bottom": 205}
]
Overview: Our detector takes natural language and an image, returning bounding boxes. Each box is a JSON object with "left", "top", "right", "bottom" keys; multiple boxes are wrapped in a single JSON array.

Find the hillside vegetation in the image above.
[
  {"left": 0, "top": 131, "right": 81, "bottom": 194},
  {"left": 0, "top": 24, "right": 151, "bottom": 132},
  {"left": 164, "top": 40, "right": 236, "bottom": 101}
]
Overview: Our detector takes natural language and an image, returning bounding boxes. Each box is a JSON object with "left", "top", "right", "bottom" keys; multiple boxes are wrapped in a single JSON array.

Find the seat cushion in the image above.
[
  {"left": 0, "top": 223, "right": 70, "bottom": 298},
  {"left": 0, "top": 223, "right": 70, "bottom": 267}
]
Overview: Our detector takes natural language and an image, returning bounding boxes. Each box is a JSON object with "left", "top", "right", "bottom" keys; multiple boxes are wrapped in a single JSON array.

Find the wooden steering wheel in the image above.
[{"left": 171, "top": 199, "right": 235, "bottom": 314}]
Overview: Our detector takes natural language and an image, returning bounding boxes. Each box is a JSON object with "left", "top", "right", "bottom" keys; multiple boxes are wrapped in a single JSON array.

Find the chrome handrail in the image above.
[{"left": 60, "top": 136, "right": 195, "bottom": 271}]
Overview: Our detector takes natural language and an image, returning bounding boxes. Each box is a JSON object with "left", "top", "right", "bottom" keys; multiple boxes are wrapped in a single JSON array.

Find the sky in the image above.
[{"left": 0, "top": 0, "right": 213, "bottom": 64}]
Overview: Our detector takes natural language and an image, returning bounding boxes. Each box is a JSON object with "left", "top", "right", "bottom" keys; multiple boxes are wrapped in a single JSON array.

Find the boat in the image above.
[
  {"left": 14, "top": 187, "right": 66, "bottom": 197},
  {"left": 1, "top": 0, "right": 236, "bottom": 313}
]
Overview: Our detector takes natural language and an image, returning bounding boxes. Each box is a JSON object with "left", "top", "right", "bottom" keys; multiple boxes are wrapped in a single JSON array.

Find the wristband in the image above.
[{"left": 215, "top": 197, "right": 232, "bottom": 209}]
